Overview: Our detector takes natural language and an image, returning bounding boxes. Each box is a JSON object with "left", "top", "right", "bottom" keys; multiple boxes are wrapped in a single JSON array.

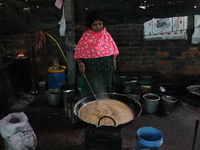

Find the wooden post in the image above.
[{"left": 64, "top": 0, "right": 76, "bottom": 85}]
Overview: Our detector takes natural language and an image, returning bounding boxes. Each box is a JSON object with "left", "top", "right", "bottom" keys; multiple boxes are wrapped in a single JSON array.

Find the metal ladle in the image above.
[
  {"left": 83, "top": 75, "right": 112, "bottom": 116},
  {"left": 83, "top": 75, "right": 98, "bottom": 102}
]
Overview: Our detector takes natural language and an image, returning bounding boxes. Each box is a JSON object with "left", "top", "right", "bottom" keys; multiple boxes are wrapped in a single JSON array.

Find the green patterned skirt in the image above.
[{"left": 83, "top": 55, "right": 115, "bottom": 96}]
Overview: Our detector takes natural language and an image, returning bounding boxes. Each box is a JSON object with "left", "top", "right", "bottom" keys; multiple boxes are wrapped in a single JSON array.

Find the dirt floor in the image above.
[{"left": 0, "top": 92, "right": 200, "bottom": 150}]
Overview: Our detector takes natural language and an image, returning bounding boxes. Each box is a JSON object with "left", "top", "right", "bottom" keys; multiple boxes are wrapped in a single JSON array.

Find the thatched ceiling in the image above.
[{"left": 0, "top": 0, "right": 199, "bottom": 34}]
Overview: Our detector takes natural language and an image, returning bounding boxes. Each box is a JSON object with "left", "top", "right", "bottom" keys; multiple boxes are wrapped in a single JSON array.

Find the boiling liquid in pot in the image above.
[{"left": 78, "top": 99, "right": 135, "bottom": 126}]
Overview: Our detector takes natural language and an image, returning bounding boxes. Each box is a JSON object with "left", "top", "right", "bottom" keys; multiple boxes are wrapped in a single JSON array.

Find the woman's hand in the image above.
[
  {"left": 76, "top": 59, "right": 85, "bottom": 74},
  {"left": 79, "top": 63, "right": 85, "bottom": 74}
]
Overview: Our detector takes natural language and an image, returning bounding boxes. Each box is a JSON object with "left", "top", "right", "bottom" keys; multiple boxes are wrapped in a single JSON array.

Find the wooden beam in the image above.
[{"left": 64, "top": 0, "right": 76, "bottom": 85}]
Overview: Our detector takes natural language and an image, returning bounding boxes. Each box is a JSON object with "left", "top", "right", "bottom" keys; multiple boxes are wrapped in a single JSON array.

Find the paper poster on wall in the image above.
[{"left": 144, "top": 16, "right": 188, "bottom": 40}]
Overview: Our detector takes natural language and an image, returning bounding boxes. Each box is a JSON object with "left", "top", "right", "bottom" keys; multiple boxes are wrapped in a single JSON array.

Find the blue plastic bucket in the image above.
[
  {"left": 47, "top": 66, "right": 67, "bottom": 89},
  {"left": 136, "top": 127, "right": 163, "bottom": 150}
]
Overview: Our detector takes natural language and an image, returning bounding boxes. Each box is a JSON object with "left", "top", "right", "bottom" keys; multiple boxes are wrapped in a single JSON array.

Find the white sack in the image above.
[{"left": 0, "top": 112, "right": 37, "bottom": 150}]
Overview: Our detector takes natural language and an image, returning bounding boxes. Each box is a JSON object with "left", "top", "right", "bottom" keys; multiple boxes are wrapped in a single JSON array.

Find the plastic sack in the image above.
[
  {"left": 191, "top": 15, "right": 200, "bottom": 44},
  {"left": 58, "top": 7, "right": 66, "bottom": 37},
  {"left": 0, "top": 112, "right": 37, "bottom": 150}
]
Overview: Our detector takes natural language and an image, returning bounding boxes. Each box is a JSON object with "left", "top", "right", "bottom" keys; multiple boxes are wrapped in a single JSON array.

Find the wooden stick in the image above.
[{"left": 192, "top": 120, "right": 199, "bottom": 150}]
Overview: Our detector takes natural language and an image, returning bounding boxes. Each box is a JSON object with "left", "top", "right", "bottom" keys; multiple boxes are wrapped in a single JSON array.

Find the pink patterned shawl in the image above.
[{"left": 74, "top": 28, "right": 119, "bottom": 59}]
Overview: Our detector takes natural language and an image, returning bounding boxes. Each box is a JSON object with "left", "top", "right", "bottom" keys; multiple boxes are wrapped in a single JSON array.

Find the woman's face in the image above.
[{"left": 91, "top": 20, "right": 104, "bottom": 32}]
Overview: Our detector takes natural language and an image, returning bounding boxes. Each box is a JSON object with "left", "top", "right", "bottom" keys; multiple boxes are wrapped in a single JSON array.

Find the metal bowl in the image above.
[{"left": 151, "top": 83, "right": 188, "bottom": 97}]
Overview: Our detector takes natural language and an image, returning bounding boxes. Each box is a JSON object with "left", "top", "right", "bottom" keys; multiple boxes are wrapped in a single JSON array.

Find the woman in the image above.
[{"left": 74, "top": 10, "right": 119, "bottom": 96}]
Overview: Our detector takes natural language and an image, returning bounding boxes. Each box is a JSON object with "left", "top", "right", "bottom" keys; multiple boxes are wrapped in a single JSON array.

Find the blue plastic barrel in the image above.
[
  {"left": 47, "top": 65, "right": 67, "bottom": 89},
  {"left": 136, "top": 127, "right": 163, "bottom": 150}
]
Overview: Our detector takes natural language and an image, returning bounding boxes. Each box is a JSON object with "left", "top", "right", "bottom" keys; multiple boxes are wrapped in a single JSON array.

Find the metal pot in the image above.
[{"left": 74, "top": 93, "right": 142, "bottom": 131}]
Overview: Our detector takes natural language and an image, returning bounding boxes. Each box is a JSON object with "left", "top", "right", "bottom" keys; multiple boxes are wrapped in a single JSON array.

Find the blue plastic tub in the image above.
[
  {"left": 136, "top": 127, "right": 163, "bottom": 150},
  {"left": 47, "top": 66, "right": 67, "bottom": 89}
]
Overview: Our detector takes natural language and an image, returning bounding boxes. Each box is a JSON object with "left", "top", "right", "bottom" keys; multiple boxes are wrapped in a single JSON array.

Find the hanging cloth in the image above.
[
  {"left": 55, "top": 0, "right": 63, "bottom": 9},
  {"left": 58, "top": 6, "right": 66, "bottom": 37},
  {"left": 35, "top": 31, "right": 48, "bottom": 60}
]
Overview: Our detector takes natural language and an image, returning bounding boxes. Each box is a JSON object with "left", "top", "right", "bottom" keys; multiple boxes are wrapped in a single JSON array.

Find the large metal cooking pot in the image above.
[
  {"left": 186, "top": 85, "right": 200, "bottom": 106},
  {"left": 187, "top": 85, "right": 200, "bottom": 96},
  {"left": 74, "top": 93, "right": 142, "bottom": 131}
]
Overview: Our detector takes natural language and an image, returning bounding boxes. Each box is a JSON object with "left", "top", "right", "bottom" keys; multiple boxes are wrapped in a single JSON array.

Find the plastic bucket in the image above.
[
  {"left": 46, "top": 89, "right": 62, "bottom": 106},
  {"left": 143, "top": 93, "right": 160, "bottom": 113},
  {"left": 47, "top": 66, "right": 67, "bottom": 89},
  {"left": 161, "top": 95, "right": 178, "bottom": 114},
  {"left": 136, "top": 127, "right": 163, "bottom": 150},
  {"left": 77, "top": 76, "right": 86, "bottom": 96}
]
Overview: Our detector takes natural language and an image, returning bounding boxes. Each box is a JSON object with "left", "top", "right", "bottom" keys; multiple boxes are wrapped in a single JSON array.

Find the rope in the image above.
[{"left": 44, "top": 31, "right": 67, "bottom": 62}]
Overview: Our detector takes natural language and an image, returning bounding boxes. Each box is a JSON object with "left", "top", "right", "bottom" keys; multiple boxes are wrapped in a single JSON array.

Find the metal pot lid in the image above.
[
  {"left": 187, "top": 85, "right": 200, "bottom": 96},
  {"left": 47, "top": 65, "right": 66, "bottom": 73}
]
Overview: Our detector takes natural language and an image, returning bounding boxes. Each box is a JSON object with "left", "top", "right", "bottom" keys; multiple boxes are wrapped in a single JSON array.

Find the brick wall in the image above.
[
  {"left": 105, "top": 24, "right": 200, "bottom": 82},
  {"left": 1, "top": 23, "right": 200, "bottom": 83}
]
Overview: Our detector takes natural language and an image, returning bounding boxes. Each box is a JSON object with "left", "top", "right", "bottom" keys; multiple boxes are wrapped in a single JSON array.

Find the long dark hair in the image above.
[{"left": 86, "top": 10, "right": 105, "bottom": 28}]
